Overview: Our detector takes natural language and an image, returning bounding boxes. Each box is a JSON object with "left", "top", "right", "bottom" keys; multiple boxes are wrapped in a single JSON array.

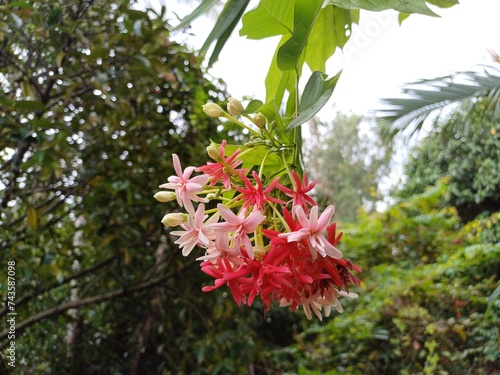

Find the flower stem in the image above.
[{"left": 222, "top": 113, "right": 261, "bottom": 138}]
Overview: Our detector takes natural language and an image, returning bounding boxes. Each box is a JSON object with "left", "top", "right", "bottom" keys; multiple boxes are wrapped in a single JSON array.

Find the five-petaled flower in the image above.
[
  {"left": 159, "top": 154, "right": 210, "bottom": 215},
  {"left": 278, "top": 205, "right": 343, "bottom": 259},
  {"left": 170, "top": 204, "right": 214, "bottom": 256},
  {"left": 233, "top": 170, "right": 285, "bottom": 211},
  {"left": 277, "top": 170, "right": 317, "bottom": 214},
  {"left": 207, "top": 204, "right": 265, "bottom": 260},
  {"left": 196, "top": 140, "right": 245, "bottom": 190}
]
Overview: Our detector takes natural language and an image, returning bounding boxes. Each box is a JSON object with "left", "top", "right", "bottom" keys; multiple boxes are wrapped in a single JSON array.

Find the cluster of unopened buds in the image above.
[{"left": 155, "top": 98, "right": 361, "bottom": 320}]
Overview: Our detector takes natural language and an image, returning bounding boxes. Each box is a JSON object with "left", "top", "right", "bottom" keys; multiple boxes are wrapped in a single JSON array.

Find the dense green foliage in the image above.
[
  {"left": 264, "top": 181, "right": 500, "bottom": 374},
  {"left": 0, "top": 1, "right": 270, "bottom": 373},
  {"left": 399, "top": 104, "right": 500, "bottom": 221}
]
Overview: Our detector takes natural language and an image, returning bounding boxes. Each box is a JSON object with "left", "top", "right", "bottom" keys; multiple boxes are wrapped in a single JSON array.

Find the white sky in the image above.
[
  {"left": 168, "top": 0, "right": 500, "bottom": 117},
  {"left": 161, "top": 0, "right": 500, "bottom": 204}
]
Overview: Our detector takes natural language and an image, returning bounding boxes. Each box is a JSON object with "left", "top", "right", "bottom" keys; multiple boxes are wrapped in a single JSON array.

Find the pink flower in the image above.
[
  {"left": 170, "top": 204, "right": 213, "bottom": 256},
  {"left": 207, "top": 204, "right": 265, "bottom": 259},
  {"left": 279, "top": 205, "right": 343, "bottom": 259},
  {"left": 196, "top": 232, "right": 240, "bottom": 262},
  {"left": 233, "top": 171, "right": 285, "bottom": 210},
  {"left": 277, "top": 171, "right": 317, "bottom": 214},
  {"left": 159, "top": 154, "right": 210, "bottom": 215},
  {"left": 315, "top": 288, "right": 359, "bottom": 316}
]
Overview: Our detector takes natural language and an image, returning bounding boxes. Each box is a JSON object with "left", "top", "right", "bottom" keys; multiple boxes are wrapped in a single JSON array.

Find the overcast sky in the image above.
[
  {"left": 169, "top": 0, "right": 500, "bottom": 116},
  {"left": 155, "top": 0, "right": 500, "bottom": 205}
]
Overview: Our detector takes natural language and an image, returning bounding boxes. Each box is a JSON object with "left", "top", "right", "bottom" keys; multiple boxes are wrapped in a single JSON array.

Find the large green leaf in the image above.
[
  {"left": 287, "top": 71, "right": 342, "bottom": 130},
  {"left": 277, "top": 0, "right": 324, "bottom": 71},
  {"left": 327, "top": 0, "right": 439, "bottom": 16},
  {"left": 265, "top": 35, "right": 297, "bottom": 106},
  {"left": 223, "top": 144, "right": 287, "bottom": 177},
  {"left": 239, "top": 0, "right": 294, "bottom": 39},
  {"left": 173, "top": 0, "right": 220, "bottom": 31},
  {"left": 427, "top": 0, "right": 459, "bottom": 8},
  {"left": 199, "top": 0, "right": 250, "bottom": 67},
  {"left": 207, "top": 8, "right": 243, "bottom": 68},
  {"left": 303, "top": 5, "right": 353, "bottom": 72}
]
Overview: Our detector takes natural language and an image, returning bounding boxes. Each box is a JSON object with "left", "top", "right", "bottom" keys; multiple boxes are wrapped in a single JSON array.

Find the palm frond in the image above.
[{"left": 377, "top": 66, "right": 500, "bottom": 139}]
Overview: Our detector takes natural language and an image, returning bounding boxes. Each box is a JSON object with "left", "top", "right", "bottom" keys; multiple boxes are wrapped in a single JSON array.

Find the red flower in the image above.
[
  {"left": 277, "top": 171, "right": 317, "bottom": 214},
  {"left": 201, "top": 258, "right": 255, "bottom": 306},
  {"left": 196, "top": 140, "right": 245, "bottom": 190},
  {"left": 233, "top": 171, "right": 285, "bottom": 211}
]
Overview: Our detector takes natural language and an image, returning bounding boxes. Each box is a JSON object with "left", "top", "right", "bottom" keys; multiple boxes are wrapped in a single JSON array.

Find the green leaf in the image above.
[
  {"left": 287, "top": 71, "right": 341, "bottom": 131},
  {"left": 47, "top": 7, "right": 62, "bottom": 27},
  {"left": 327, "top": 0, "right": 439, "bottom": 17},
  {"left": 277, "top": 0, "right": 324, "bottom": 71},
  {"left": 200, "top": 0, "right": 250, "bottom": 66},
  {"left": 304, "top": 5, "right": 352, "bottom": 72},
  {"left": 242, "top": 100, "right": 264, "bottom": 114},
  {"left": 487, "top": 284, "right": 500, "bottom": 308},
  {"left": 56, "top": 52, "right": 65, "bottom": 68},
  {"left": 265, "top": 35, "right": 296, "bottom": 106},
  {"left": 240, "top": 0, "right": 294, "bottom": 39},
  {"left": 13, "top": 100, "right": 46, "bottom": 111},
  {"left": 398, "top": 12, "right": 410, "bottom": 25},
  {"left": 8, "top": 1, "right": 32, "bottom": 9},
  {"left": 427, "top": 0, "right": 459, "bottom": 8},
  {"left": 258, "top": 99, "right": 293, "bottom": 144},
  {"left": 173, "top": 0, "right": 220, "bottom": 31},
  {"left": 10, "top": 12, "right": 23, "bottom": 28},
  {"left": 134, "top": 55, "right": 151, "bottom": 68},
  {"left": 223, "top": 143, "right": 286, "bottom": 177},
  {"left": 133, "top": 19, "right": 142, "bottom": 36}
]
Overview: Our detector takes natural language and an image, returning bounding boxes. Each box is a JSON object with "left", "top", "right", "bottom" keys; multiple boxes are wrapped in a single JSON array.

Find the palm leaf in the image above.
[{"left": 377, "top": 66, "right": 500, "bottom": 139}]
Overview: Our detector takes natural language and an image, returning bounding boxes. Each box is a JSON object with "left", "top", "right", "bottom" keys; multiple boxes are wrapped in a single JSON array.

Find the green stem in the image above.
[
  {"left": 222, "top": 113, "right": 261, "bottom": 138},
  {"left": 268, "top": 201, "right": 291, "bottom": 232},
  {"left": 292, "top": 65, "right": 303, "bottom": 173},
  {"left": 258, "top": 149, "right": 274, "bottom": 180}
]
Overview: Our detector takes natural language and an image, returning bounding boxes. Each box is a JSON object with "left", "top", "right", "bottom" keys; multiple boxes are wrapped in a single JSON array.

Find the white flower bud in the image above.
[
  {"left": 154, "top": 191, "right": 176, "bottom": 202},
  {"left": 161, "top": 213, "right": 186, "bottom": 227},
  {"left": 202, "top": 103, "right": 224, "bottom": 117},
  {"left": 227, "top": 98, "right": 244, "bottom": 116}
]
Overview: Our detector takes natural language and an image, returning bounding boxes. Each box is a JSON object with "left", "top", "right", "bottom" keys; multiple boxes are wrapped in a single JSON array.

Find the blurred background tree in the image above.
[
  {"left": 0, "top": 1, "right": 292, "bottom": 373},
  {"left": 305, "top": 114, "right": 389, "bottom": 223},
  {"left": 397, "top": 104, "right": 500, "bottom": 221}
]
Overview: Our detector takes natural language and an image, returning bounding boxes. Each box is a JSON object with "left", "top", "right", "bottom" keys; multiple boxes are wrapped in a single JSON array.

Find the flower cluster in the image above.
[{"left": 155, "top": 99, "right": 361, "bottom": 320}]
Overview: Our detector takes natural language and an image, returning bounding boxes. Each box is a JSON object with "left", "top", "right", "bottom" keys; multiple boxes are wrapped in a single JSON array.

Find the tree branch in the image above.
[
  {"left": 0, "top": 258, "right": 197, "bottom": 347},
  {"left": 0, "top": 256, "right": 117, "bottom": 317}
]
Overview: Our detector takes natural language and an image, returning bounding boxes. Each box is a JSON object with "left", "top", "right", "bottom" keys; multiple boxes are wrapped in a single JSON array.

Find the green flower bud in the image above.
[
  {"left": 252, "top": 112, "right": 266, "bottom": 129},
  {"left": 206, "top": 143, "right": 220, "bottom": 161}
]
